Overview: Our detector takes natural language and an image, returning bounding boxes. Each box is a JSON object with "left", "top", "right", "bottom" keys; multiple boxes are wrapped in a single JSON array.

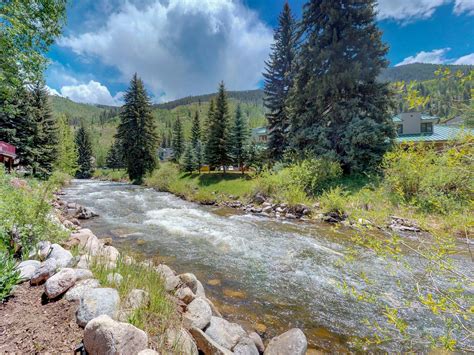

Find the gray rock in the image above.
[
  {"left": 16, "top": 260, "right": 41, "bottom": 281},
  {"left": 204, "top": 298, "right": 222, "bottom": 317},
  {"left": 37, "top": 241, "right": 52, "bottom": 260},
  {"left": 248, "top": 332, "right": 265, "bottom": 353},
  {"left": 101, "top": 245, "right": 120, "bottom": 263},
  {"left": 84, "top": 315, "right": 147, "bottom": 355},
  {"left": 195, "top": 280, "right": 206, "bottom": 298},
  {"left": 264, "top": 328, "right": 307, "bottom": 355},
  {"left": 183, "top": 298, "right": 212, "bottom": 330},
  {"left": 77, "top": 255, "right": 90, "bottom": 269},
  {"left": 106, "top": 272, "right": 123, "bottom": 285},
  {"left": 74, "top": 268, "right": 93, "bottom": 281},
  {"left": 124, "top": 289, "right": 150, "bottom": 310},
  {"left": 30, "top": 258, "right": 58, "bottom": 285},
  {"left": 176, "top": 287, "right": 195, "bottom": 304},
  {"left": 76, "top": 288, "right": 120, "bottom": 328},
  {"left": 189, "top": 327, "right": 233, "bottom": 355},
  {"left": 164, "top": 328, "right": 198, "bottom": 355},
  {"left": 205, "top": 316, "right": 247, "bottom": 350},
  {"left": 179, "top": 273, "right": 198, "bottom": 293},
  {"left": 65, "top": 279, "right": 101, "bottom": 301},
  {"left": 233, "top": 337, "right": 259, "bottom": 355},
  {"left": 155, "top": 264, "right": 175, "bottom": 279},
  {"left": 285, "top": 213, "right": 297, "bottom": 219},
  {"left": 164, "top": 275, "right": 180, "bottom": 291},
  {"left": 45, "top": 268, "right": 77, "bottom": 299},
  {"left": 71, "top": 229, "right": 95, "bottom": 248},
  {"left": 47, "top": 243, "right": 73, "bottom": 268},
  {"left": 84, "top": 234, "right": 102, "bottom": 256},
  {"left": 138, "top": 350, "right": 159, "bottom": 355}
]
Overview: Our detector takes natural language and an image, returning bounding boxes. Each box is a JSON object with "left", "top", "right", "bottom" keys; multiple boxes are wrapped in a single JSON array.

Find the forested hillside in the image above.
[{"left": 379, "top": 63, "right": 473, "bottom": 82}]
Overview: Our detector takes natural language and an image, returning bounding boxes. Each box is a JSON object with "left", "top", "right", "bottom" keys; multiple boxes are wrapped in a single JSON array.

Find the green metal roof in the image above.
[
  {"left": 392, "top": 113, "right": 439, "bottom": 122},
  {"left": 252, "top": 127, "right": 268, "bottom": 135},
  {"left": 395, "top": 125, "right": 473, "bottom": 143}
]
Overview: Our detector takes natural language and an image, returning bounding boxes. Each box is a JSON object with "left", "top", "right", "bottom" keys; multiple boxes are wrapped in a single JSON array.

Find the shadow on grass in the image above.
[{"left": 325, "top": 174, "right": 381, "bottom": 195}]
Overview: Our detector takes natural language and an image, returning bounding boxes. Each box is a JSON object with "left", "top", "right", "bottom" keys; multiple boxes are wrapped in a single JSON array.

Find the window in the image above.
[
  {"left": 421, "top": 122, "right": 433, "bottom": 133},
  {"left": 396, "top": 124, "right": 403, "bottom": 135}
]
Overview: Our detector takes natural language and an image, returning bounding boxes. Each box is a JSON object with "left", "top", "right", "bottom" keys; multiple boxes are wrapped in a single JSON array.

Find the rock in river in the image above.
[
  {"left": 183, "top": 297, "right": 212, "bottom": 330},
  {"left": 205, "top": 316, "right": 247, "bottom": 350},
  {"left": 264, "top": 328, "right": 307, "bottom": 355}
]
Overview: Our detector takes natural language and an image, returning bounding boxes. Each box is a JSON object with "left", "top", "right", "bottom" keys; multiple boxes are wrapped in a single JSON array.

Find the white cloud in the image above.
[
  {"left": 60, "top": 80, "right": 123, "bottom": 106},
  {"left": 396, "top": 48, "right": 451, "bottom": 66},
  {"left": 454, "top": 0, "right": 474, "bottom": 15},
  {"left": 454, "top": 53, "right": 474, "bottom": 65},
  {"left": 377, "top": 0, "right": 450, "bottom": 21},
  {"left": 58, "top": 0, "right": 272, "bottom": 101}
]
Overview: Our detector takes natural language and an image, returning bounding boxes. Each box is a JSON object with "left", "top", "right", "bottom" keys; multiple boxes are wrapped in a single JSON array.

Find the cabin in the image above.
[
  {"left": 393, "top": 112, "right": 473, "bottom": 146},
  {"left": 251, "top": 126, "right": 269, "bottom": 144},
  {"left": 0, "top": 141, "right": 17, "bottom": 172}
]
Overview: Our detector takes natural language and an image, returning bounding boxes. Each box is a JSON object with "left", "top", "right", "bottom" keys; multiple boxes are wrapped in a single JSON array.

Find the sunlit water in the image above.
[{"left": 63, "top": 180, "right": 473, "bottom": 352}]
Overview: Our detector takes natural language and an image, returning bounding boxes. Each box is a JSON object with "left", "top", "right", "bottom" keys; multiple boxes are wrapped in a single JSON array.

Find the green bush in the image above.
[
  {"left": 0, "top": 168, "right": 67, "bottom": 256},
  {"left": 146, "top": 163, "right": 180, "bottom": 192},
  {"left": 320, "top": 187, "right": 347, "bottom": 216},
  {"left": 0, "top": 251, "right": 20, "bottom": 301},
  {"left": 383, "top": 135, "right": 473, "bottom": 214}
]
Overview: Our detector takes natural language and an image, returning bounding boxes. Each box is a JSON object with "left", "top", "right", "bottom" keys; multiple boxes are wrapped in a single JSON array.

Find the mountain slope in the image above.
[{"left": 379, "top": 63, "right": 473, "bottom": 83}]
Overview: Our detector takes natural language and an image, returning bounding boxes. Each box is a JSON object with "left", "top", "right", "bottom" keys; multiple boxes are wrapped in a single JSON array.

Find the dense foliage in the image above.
[
  {"left": 116, "top": 74, "right": 159, "bottom": 184},
  {"left": 75, "top": 125, "right": 94, "bottom": 179},
  {"left": 54, "top": 114, "right": 78, "bottom": 175}
]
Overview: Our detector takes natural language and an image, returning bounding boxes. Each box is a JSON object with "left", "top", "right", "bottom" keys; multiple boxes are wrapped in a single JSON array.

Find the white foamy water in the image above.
[{"left": 63, "top": 180, "right": 473, "bottom": 352}]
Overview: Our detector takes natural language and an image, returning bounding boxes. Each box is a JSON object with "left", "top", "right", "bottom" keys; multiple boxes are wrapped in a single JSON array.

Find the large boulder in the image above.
[
  {"left": 189, "top": 327, "right": 233, "bottom": 355},
  {"left": 179, "top": 273, "right": 198, "bottom": 293},
  {"left": 164, "top": 328, "right": 198, "bottom": 355},
  {"left": 77, "top": 255, "right": 90, "bottom": 269},
  {"left": 65, "top": 279, "right": 101, "bottom": 301},
  {"left": 83, "top": 315, "right": 147, "bottom": 355},
  {"left": 124, "top": 289, "right": 150, "bottom": 311},
  {"left": 74, "top": 268, "right": 93, "bottom": 281},
  {"left": 45, "top": 268, "right": 77, "bottom": 299},
  {"left": 47, "top": 244, "right": 73, "bottom": 268},
  {"left": 205, "top": 316, "right": 247, "bottom": 350},
  {"left": 248, "top": 332, "right": 265, "bottom": 353},
  {"left": 176, "top": 287, "right": 195, "bottom": 304},
  {"left": 263, "top": 329, "right": 307, "bottom": 355},
  {"left": 76, "top": 288, "right": 120, "bottom": 328},
  {"left": 101, "top": 245, "right": 120, "bottom": 263},
  {"left": 84, "top": 234, "right": 102, "bottom": 256},
  {"left": 37, "top": 241, "right": 52, "bottom": 260},
  {"left": 183, "top": 298, "right": 212, "bottom": 330},
  {"left": 70, "top": 229, "right": 95, "bottom": 248},
  {"left": 16, "top": 260, "right": 41, "bottom": 281},
  {"left": 233, "top": 337, "right": 259, "bottom": 355},
  {"left": 155, "top": 264, "right": 175, "bottom": 279},
  {"left": 30, "top": 258, "right": 58, "bottom": 285},
  {"left": 75, "top": 205, "right": 98, "bottom": 220}
]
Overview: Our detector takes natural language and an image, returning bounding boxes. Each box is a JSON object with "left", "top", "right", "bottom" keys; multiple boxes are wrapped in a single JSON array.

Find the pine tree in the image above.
[
  {"left": 203, "top": 99, "right": 215, "bottom": 151},
  {"left": 116, "top": 74, "right": 158, "bottom": 184},
  {"left": 288, "top": 0, "right": 394, "bottom": 173},
  {"left": 231, "top": 105, "right": 248, "bottom": 173},
  {"left": 55, "top": 114, "right": 78, "bottom": 176},
  {"left": 191, "top": 111, "right": 201, "bottom": 149},
  {"left": 75, "top": 124, "right": 94, "bottom": 179},
  {"left": 172, "top": 116, "right": 184, "bottom": 162},
  {"left": 206, "top": 82, "right": 231, "bottom": 173},
  {"left": 182, "top": 143, "right": 196, "bottom": 173},
  {"left": 106, "top": 139, "right": 124, "bottom": 170},
  {"left": 263, "top": 2, "right": 297, "bottom": 161},
  {"left": 29, "top": 81, "right": 58, "bottom": 178}
]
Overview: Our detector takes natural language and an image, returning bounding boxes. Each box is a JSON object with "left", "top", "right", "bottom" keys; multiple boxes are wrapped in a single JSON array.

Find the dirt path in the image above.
[{"left": 0, "top": 282, "right": 83, "bottom": 353}]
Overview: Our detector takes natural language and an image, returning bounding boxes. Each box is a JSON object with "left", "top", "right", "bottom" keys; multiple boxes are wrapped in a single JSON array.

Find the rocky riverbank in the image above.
[{"left": 2, "top": 193, "right": 309, "bottom": 354}]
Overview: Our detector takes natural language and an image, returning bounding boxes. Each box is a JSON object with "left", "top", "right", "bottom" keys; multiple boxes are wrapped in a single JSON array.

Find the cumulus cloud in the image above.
[
  {"left": 59, "top": 0, "right": 273, "bottom": 101},
  {"left": 60, "top": 80, "right": 123, "bottom": 106},
  {"left": 377, "top": 0, "right": 450, "bottom": 21},
  {"left": 454, "top": 0, "right": 474, "bottom": 15},
  {"left": 396, "top": 48, "right": 451, "bottom": 66},
  {"left": 454, "top": 53, "right": 474, "bottom": 65}
]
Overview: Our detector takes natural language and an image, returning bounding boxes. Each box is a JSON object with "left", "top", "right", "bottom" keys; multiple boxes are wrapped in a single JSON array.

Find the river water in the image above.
[{"left": 63, "top": 180, "right": 473, "bottom": 352}]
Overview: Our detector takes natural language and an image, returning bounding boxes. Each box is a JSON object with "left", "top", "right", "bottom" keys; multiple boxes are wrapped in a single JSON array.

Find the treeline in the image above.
[
  {"left": 379, "top": 63, "right": 473, "bottom": 83},
  {"left": 263, "top": 1, "right": 393, "bottom": 173}
]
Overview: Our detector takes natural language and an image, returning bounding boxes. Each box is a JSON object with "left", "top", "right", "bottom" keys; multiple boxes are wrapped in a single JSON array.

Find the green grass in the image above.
[
  {"left": 93, "top": 168, "right": 129, "bottom": 182},
  {"left": 89, "top": 256, "right": 178, "bottom": 345}
]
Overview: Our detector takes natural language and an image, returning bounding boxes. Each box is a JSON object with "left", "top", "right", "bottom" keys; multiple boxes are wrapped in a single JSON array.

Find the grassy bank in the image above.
[
  {"left": 0, "top": 169, "right": 71, "bottom": 300},
  {"left": 93, "top": 168, "right": 129, "bottom": 182}
]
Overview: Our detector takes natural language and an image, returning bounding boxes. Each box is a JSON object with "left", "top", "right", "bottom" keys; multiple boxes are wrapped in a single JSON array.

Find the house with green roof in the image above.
[{"left": 393, "top": 112, "right": 473, "bottom": 145}]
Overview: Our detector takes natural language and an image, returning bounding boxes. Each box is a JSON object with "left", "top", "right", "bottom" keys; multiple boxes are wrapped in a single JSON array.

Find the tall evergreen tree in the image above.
[
  {"left": 263, "top": 2, "right": 297, "bottom": 161},
  {"left": 182, "top": 143, "right": 196, "bottom": 173},
  {"left": 191, "top": 111, "right": 201, "bottom": 149},
  {"left": 288, "top": 0, "right": 394, "bottom": 173},
  {"left": 106, "top": 139, "right": 125, "bottom": 170},
  {"left": 172, "top": 116, "right": 184, "bottom": 162},
  {"left": 55, "top": 114, "right": 78, "bottom": 176},
  {"left": 203, "top": 99, "right": 215, "bottom": 151},
  {"left": 75, "top": 124, "right": 94, "bottom": 179},
  {"left": 231, "top": 105, "right": 248, "bottom": 173},
  {"left": 30, "top": 81, "right": 58, "bottom": 178},
  {"left": 205, "top": 82, "right": 231, "bottom": 172},
  {"left": 116, "top": 74, "right": 158, "bottom": 184}
]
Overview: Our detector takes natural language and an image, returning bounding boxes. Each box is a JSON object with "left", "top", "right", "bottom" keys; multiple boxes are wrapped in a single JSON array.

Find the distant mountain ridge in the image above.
[{"left": 379, "top": 63, "right": 473, "bottom": 83}]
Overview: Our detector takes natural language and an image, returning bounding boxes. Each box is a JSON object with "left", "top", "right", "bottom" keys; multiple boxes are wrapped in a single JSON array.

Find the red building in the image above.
[{"left": 0, "top": 141, "right": 17, "bottom": 172}]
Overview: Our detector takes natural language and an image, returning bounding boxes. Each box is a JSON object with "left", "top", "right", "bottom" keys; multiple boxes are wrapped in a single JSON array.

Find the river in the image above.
[{"left": 63, "top": 179, "right": 473, "bottom": 352}]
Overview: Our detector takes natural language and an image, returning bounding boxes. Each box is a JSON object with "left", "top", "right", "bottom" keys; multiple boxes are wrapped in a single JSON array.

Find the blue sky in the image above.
[{"left": 46, "top": 0, "right": 474, "bottom": 105}]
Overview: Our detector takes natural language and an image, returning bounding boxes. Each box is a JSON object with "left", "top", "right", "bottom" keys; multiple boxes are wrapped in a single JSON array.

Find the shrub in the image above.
[
  {"left": 146, "top": 163, "right": 180, "bottom": 192},
  {"left": 320, "top": 187, "right": 348, "bottom": 216},
  {"left": 383, "top": 135, "right": 473, "bottom": 214},
  {"left": 0, "top": 251, "right": 20, "bottom": 301}
]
